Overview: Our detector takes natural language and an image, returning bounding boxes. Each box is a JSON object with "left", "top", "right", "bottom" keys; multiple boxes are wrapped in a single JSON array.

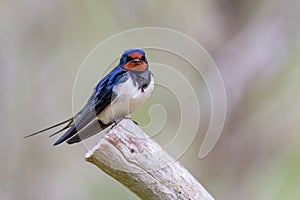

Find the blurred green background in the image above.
[{"left": 1, "top": 0, "right": 300, "bottom": 200}]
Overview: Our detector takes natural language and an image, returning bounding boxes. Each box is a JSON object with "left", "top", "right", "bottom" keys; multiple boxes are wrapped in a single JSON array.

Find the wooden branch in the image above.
[{"left": 85, "top": 119, "right": 214, "bottom": 200}]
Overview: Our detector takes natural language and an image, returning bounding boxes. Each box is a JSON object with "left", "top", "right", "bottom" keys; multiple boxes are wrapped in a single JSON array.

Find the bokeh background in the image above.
[{"left": 1, "top": 0, "right": 300, "bottom": 200}]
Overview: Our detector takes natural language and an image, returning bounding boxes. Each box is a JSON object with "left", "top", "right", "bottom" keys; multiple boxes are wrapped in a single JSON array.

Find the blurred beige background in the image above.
[{"left": 1, "top": 0, "right": 300, "bottom": 200}]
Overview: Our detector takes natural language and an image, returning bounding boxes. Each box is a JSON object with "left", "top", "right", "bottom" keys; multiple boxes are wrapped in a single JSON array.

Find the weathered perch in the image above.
[{"left": 85, "top": 119, "right": 214, "bottom": 200}]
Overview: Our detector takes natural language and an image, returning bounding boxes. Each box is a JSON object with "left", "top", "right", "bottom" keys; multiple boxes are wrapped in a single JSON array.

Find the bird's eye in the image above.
[
  {"left": 126, "top": 56, "right": 133, "bottom": 62},
  {"left": 141, "top": 55, "right": 146, "bottom": 61}
]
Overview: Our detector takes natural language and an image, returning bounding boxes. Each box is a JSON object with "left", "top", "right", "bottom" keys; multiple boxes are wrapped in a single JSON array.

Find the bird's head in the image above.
[{"left": 119, "top": 48, "right": 148, "bottom": 72}]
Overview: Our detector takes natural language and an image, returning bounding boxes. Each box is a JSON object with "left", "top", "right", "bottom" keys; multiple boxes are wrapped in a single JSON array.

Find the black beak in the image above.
[{"left": 132, "top": 58, "right": 142, "bottom": 63}]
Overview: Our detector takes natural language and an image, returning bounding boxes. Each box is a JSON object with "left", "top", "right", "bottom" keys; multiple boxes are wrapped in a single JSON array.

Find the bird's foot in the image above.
[
  {"left": 107, "top": 122, "right": 117, "bottom": 133},
  {"left": 123, "top": 116, "right": 138, "bottom": 125},
  {"left": 106, "top": 118, "right": 125, "bottom": 133},
  {"left": 106, "top": 117, "right": 138, "bottom": 133}
]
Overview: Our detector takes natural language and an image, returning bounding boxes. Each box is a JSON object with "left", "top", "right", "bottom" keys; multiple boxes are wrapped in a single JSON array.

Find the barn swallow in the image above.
[{"left": 25, "top": 48, "right": 154, "bottom": 145}]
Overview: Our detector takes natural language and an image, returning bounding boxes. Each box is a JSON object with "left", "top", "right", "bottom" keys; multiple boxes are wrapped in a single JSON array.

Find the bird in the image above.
[{"left": 25, "top": 48, "right": 154, "bottom": 146}]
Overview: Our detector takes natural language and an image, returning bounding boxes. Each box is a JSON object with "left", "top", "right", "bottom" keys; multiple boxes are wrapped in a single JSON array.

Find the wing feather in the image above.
[{"left": 53, "top": 66, "right": 127, "bottom": 145}]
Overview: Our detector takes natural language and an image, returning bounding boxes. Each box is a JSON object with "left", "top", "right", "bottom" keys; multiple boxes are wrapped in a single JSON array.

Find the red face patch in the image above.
[
  {"left": 128, "top": 52, "right": 143, "bottom": 59},
  {"left": 124, "top": 61, "right": 147, "bottom": 71}
]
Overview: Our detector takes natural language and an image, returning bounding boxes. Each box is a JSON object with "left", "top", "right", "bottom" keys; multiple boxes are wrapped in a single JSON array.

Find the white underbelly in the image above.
[{"left": 97, "top": 75, "right": 154, "bottom": 124}]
